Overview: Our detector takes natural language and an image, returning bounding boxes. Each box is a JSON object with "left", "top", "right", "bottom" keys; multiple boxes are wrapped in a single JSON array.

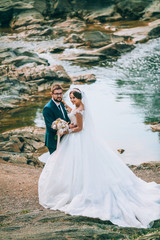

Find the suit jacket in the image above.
[{"left": 43, "top": 99, "right": 70, "bottom": 152}]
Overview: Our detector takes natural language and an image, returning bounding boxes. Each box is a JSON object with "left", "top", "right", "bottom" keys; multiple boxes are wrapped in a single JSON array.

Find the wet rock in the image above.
[
  {"left": 150, "top": 123, "right": 160, "bottom": 132},
  {"left": 95, "top": 42, "right": 121, "bottom": 57},
  {"left": 95, "top": 42, "right": 135, "bottom": 57},
  {"left": 49, "top": 47, "right": 65, "bottom": 53},
  {"left": 61, "top": 51, "right": 106, "bottom": 64},
  {"left": 80, "top": 31, "right": 112, "bottom": 48},
  {"left": 117, "top": 149, "right": 125, "bottom": 154},
  {"left": 148, "top": 25, "right": 160, "bottom": 39},
  {"left": 2, "top": 56, "right": 48, "bottom": 68},
  {"left": 113, "top": 19, "right": 160, "bottom": 43},
  {"left": 71, "top": 74, "right": 96, "bottom": 83}
]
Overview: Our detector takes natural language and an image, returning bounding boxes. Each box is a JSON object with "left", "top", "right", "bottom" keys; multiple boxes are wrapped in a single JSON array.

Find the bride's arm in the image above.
[{"left": 69, "top": 112, "right": 83, "bottom": 133}]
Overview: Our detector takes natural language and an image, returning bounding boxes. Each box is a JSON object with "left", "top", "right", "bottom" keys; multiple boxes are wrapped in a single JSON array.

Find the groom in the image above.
[{"left": 43, "top": 83, "right": 70, "bottom": 154}]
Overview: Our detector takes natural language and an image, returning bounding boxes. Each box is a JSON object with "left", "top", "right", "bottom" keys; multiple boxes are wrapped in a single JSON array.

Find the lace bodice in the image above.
[{"left": 68, "top": 109, "right": 84, "bottom": 125}]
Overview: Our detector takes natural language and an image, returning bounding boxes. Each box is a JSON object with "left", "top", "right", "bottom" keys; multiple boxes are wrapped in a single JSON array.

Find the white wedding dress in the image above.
[{"left": 38, "top": 93, "right": 160, "bottom": 229}]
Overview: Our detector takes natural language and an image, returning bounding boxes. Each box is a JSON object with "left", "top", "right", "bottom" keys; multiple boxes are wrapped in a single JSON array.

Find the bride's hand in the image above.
[{"left": 69, "top": 123, "right": 76, "bottom": 129}]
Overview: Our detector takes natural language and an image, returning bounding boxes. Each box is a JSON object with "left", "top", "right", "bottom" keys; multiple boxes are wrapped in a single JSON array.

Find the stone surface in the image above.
[
  {"left": 0, "top": 126, "right": 46, "bottom": 166},
  {"left": 0, "top": 47, "right": 71, "bottom": 112},
  {"left": 71, "top": 74, "right": 96, "bottom": 83},
  {"left": 116, "top": 0, "right": 152, "bottom": 20},
  {"left": 80, "top": 30, "right": 112, "bottom": 48},
  {"left": 150, "top": 123, "right": 160, "bottom": 132},
  {"left": 113, "top": 19, "right": 160, "bottom": 43}
]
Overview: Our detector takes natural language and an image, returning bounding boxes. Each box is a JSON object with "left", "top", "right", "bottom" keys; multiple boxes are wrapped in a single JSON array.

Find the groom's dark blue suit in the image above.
[{"left": 43, "top": 99, "right": 70, "bottom": 154}]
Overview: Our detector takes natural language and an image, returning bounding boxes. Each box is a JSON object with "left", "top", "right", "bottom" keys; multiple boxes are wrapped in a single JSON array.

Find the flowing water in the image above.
[{"left": 0, "top": 36, "right": 160, "bottom": 164}]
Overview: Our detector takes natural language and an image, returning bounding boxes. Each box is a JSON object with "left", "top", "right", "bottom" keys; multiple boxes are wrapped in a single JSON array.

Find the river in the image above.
[{"left": 0, "top": 36, "right": 160, "bottom": 164}]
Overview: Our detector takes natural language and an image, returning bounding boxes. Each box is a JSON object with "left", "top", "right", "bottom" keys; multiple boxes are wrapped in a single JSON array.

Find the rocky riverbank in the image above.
[{"left": 0, "top": 0, "right": 160, "bottom": 114}]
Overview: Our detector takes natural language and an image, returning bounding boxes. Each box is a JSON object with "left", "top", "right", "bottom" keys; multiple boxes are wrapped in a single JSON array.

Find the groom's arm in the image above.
[{"left": 43, "top": 107, "right": 57, "bottom": 133}]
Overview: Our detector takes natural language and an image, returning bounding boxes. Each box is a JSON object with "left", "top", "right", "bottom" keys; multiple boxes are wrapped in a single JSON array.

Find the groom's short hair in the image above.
[{"left": 51, "top": 84, "right": 63, "bottom": 93}]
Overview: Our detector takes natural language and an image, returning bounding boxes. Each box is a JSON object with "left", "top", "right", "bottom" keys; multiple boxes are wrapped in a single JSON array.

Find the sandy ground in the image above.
[{"left": 0, "top": 160, "right": 160, "bottom": 215}]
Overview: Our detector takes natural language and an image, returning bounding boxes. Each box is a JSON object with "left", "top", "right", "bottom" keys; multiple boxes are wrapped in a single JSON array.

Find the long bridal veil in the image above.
[{"left": 39, "top": 84, "right": 160, "bottom": 228}]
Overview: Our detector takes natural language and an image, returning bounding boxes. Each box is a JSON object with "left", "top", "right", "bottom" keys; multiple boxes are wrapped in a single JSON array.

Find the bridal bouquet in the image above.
[
  {"left": 51, "top": 118, "right": 69, "bottom": 151},
  {"left": 51, "top": 118, "right": 69, "bottom": 135}
]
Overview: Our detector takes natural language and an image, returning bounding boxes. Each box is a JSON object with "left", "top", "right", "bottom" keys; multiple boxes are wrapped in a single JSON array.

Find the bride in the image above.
[{"left": 38, "top": 87, "right": 160, "bottom": 228}]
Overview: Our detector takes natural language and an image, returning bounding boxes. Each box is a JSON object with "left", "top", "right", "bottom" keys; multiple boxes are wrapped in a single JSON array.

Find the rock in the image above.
[
  {"left": 150, "top": 123, "right": 160, "bottom": 132},
  {"left": 2, "top": 56, "right": 48, "bottom": 67},
  {"left": 52, "top": 19, "right": 86, "bottom": 37},
  {"left": 117, "top": 149, "right": 125, "bottom": 154},
  {"left": 61, "top": 51, "right": 106, "bottom": 64},
  {"left": 142, "top": 0, "right": 160, "bottom": 20},
  {"left": 113, "top": 19, "right": 160, "bottom": 43},
  {"left": 84, "top": 5, "right": 117, "bottom": 23},
  {"left": 0, "top": 62, "right": 71, "bottom": 113},
  {"left": 64, "top": 33, "right": 83, "bottom": 43},
  {"left": 10, "top": 9, "right": 44, "bottom": 29},
  {"left": 95, "top": 43, "right": 121, "bottom": 57},
  {"left": 33, "top": 0, "right": 48, "bottom": 15},
  {"left": 137, "top": 231, "right": 160, "bottom": 240},
  {"left": 114, "top": 42, "right": 135, "bottom": 53},
  {"left": 49, "top": 47, "right": 65, "bottom": 53},
  {"left": 0, "top": 126, "right": 45, "bottom": 166},
  {"left": 148, "top": 25, "right": 160, "bottom": 39},
  {"left": 51, "top": 65, "right": 71, "bottom": 82},
  {"left": 80, "top": 31, "right": 112, "bottom": 48},
  {"left": 71, "top": 74, "right": 96, "bottom": 83},
  {"left": 63, "top": 41, "right": 135, "bottom": 65},
  {"left": 115, "top": 0, "right": 152, "bottom": 20}
]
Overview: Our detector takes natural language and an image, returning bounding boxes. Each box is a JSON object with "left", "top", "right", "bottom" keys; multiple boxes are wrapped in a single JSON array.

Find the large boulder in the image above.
[
  {"left": 10, "top": 9, "right": 44, "bottom": 29},
  {"left": 115, "top": 0, "right": 153, "bottom": 20}
]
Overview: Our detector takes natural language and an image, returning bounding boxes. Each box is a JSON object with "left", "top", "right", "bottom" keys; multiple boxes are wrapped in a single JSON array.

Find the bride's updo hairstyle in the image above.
[{"left": 70, "top": 88, "right": 82, "bottom": 100}]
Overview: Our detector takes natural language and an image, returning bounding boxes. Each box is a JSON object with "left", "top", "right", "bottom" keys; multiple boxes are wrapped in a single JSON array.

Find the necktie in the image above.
[
  {"left": 58, "top": 104, "right": 65, "bottom": 119},
  {"left": 58, "top": 105, "right": 61, "bottom": 111}
]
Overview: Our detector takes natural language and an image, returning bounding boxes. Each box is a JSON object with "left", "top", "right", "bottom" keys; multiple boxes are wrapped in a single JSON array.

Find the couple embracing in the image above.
[
  {"left": 39, "top": 83, "right": 160, "bottom": 229},
  {"left": 43, "top": 84, "right": 84, "bottom": 154}
]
